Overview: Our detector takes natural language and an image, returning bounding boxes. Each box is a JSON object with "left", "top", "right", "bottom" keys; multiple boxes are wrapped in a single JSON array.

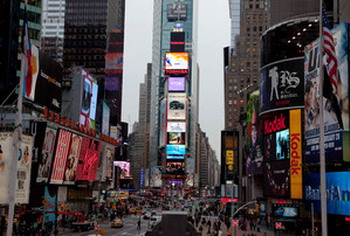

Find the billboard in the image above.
[
  {"left": 165, "top": 52, "right": 189, "bottom": 70},
  {"left": 167, "top": 121, "right": 186, "bottom": 132},
  {"left": 263, "top": 160, "right": 290, "bottom": 197},
  {"left": 102, "top": 101, "right": 110, "bottom": 136},
  {"left": 289, "top": 109, "right": 303, "bottom": 199},
  {"left": 103, "top": 144, "right": 114, "bottom": 180},
  {"left": 166, "top": 155, "right": 185, "bottom": 160},
  {"left": 304, "top": 23, "right": 348, "bottom": 163},
  {"left": 50, "top": 130, "right": 72, "bottom": 184},
  {"left": 167, "top": 132, "right": 185, "bottom": 145},
  {"left": 168, "top": 93, "right": 186, "bottom": 120},
  {"left": 37, "top": 126, "right": 57, "bottom": 183},
  {"left": 24, "top": 46, "right": 63, "bottom": 112},
  {"left": 186, "top": 158, "right": 195, "bottom": 187},
  {"left": 105, "top": 76, "right": 121, "bottom": 91},
  {"left": 114, "top": 161, "right": 131, "bottom": 179},
  {"left": 167, "top": 3, "right": 187, "bottom": 21},
  {"left": 80, "top": 70, "right": 98, "bottom": 128},
  {"left": 259, "top": 58, "right": 304, "bottom": 115},
  {"left": 166, "top": 144, "right": 186, "bottom": 155},
  {"left": 245, "top": 90, "right": 263, "bottom": 174},
  {"left": 168, "top": 77, "right": 185, "bottom": 92},
  {"left": 272, "top": 205, "right": 298, "bottom": 218},
  {"left": 63, "top": 134, "right": 82, "bottom": 184},
  {"left": 159, "top": 98, "right": 167, "bottom": 147},
  {"left": 166, "top": 162, "right": 185, "bottom": 175},
  {"left": 226, "top": 150, "right": 234, "bottom": 165},
  {"left": 76, "top": 138, "right": 101, "bottom": 182},
  {"left": 305, "top": 172, "right": 350, "bottom": 216},
  {"left": 150, "top": 166, "right": 162, "bottom": 187},
  {"left": 105, "top": 53, "right": 123, "bottom": 70}
]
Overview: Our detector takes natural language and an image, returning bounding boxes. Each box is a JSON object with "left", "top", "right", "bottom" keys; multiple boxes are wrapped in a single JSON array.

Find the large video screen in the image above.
[
  {"left": 167, "top": 132, "right": 186, "bottom": 145},
  {"left": 167, "top": 4, "right": 187, "bottom": 21},
  {"left": 167, "top": 122, "right": 186, "bottom": 132},
  {"left": 166, "top": 162, "right": 185, "bottom": 175},
  {"left": 273, "top": 206, "right": 298, "bottom": 218},
  {"left": 114, "top": 161, "right": 131, "bottom": 179},
  {"left": 166, "top": 144, "right": 186, "bottom": 155},
  {"left": 276, "top": 129, "right": 289, "bottom": 160},
  {"left": 168, "top": 93, "right": 186, "bottom": 120},
  {"left": 165, "top": 52, "right": 189, "bottom": 70},
  {"left": 168, "top": 77, "right": 185, "bottom": 92}
]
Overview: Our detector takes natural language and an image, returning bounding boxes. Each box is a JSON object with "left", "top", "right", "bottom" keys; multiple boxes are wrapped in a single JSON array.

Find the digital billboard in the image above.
[
  {"left": 76, "top": 138, "right": 101, "bottom": 182},
  {"left": 167, "top": 4, "right": 187, "bottom": 21},
  {"left": 167, "top": 121, "right": 186, "bottom": 132},
  {"left": 272, "top": 206, "right": 298, "bottom": 218},
  {"left": 159, "top": 98, "right": 167, "bottom": 147},
  {"left": 114, "top": 161, "right": 131, "bottom": 179},
  {"left": 304, "top": 172, "right": 350, "bottom": 216},
  {"left": 168, "top": 77, "right": 185, "bottom": 92},
  {"left": 167, "top": 132, "right": 185, "bottom": 145},
  {"left": 103, "top": 144, "right": 114, "bottom": 180},
  {"left": 150, "top": 166, "right": 162, "bottom": 187},
  {"left": 50, "top": 129, "right": 72, "bottom": 184},
  {"left": 37, "top": 126, "right": 57, "bottom": 183},
  {"left": 276, "top": 129, "right": 289, "bottom": 160},
  {"left": 166, "top": 144, "right": 186, "bottom": 155},
  {"left": 263, "top": 160, "right": 290, "bottom": 197},
  {"left": 259, "top": 58, "right": 304, "bottom": 115},
  {"left": 166, "top": 155, "right": 185, "bottom": 160},
  {"left": 304, "top": 23, "right": 348, "bottom": 163},
  {"left": 165, "top": 52, "right": 189, "bottom": 70},
  {"left": 63, "top": 134, "right": 82, "bottom": 185},
  {"left": 105, "top": 76, "right": 121, "bottom": 91},
  {"left": 168, "top": 93, "right": 186, "bottom": 120},
  {"left": 102, "top": 101, "right": 110, "bottom": 136},
  {"left": 166, "top": 162, "right": 185, "bottom": 175},
  {"left": 80, "top": 70, "right": 98, "bottom": 128},
  {"left": 105, "top": 53, "right": 123, "bottom": 70}
]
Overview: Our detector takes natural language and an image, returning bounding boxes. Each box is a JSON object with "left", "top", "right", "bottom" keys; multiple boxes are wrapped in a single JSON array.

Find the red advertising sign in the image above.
[
  {"left": 232, "top": 220, "right": 239, "bottom": 227},
  {"left": 63, "top": 134, "right": 82, "bottom": 184},
  {"left": 275, "top": 222, "right": 283, "bottom": 229},
  {"left": 76, "top": 138, "right": 101, "bottom": 182},
  {"left": 50, "top": 130, "right": 72, "bottom": 184}
]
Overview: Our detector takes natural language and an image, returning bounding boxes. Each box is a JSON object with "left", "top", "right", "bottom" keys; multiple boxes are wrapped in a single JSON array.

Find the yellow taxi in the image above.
[{"left": 111, "top": 218, "right": 124, "bottom": 228}]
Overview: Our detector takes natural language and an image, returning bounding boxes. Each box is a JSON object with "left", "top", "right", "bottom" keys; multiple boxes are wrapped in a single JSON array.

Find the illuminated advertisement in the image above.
[
  {"left": 260, "top": 58, "right": 304, "bottom": 115},
  {"left": 114, "top": 161, "right": 131, "bottom": 179},
  {"left": 63, "top": 134, "right": 82, "bottom": 185},
  {"left": 221, "top": 131, "right": 239, "bottom": 181},
  {"left": 102, "top": 101, "right": 110, "bottom": 136},
  {"left": 50, "top": 130, "right": 72, "bottom": 184},
  {"left": 166, "top": 155, "right": 185, "bottom": 160},
  {"left": 80, "top": 70, "right": 98, "bottom": 128},
  {"left": 245, "top": 90, "right": 263, "bottom": 174},
  {"left": 304, "top": 23, "right": 348, "bottom": 163},
  {"left": 168, "top": 93, "right": 186, "bottom": 120},
  {"left": 105, "top": 53, "right": 123, "bottom": 70},
  {"left": 272, "top": 205, "right": 298, "bottom": 218},
  {"left": 105, "top": 76, "right": 121, "bottom": 91},
  {"left": 76, "top": 138, "right": 101, "bottom": 182},
  {"left": 37, "top": 126, "right": 57, "bottom": 183},
  {"left": 159, "top": 98, "right": 167, "bottom": 147},
  {"left": 276, "top": 129, "right": 289, "bottom": 160},
  {"left": 305, "top": 172, "right": 350, "bottom": 216},
  {"left": 289, "top": 109, "right": 303, "bottom": 199},
  {"left": 150, "top": 166, "right": 162, "bottom": 187},
  {"left": 166, "top": 162, "right": 185, "bottom": 175},
  {"left": 166, "top": 144, "right": 186, "bottom": 155},
  {"left": 264, "top": 160, "right": 290, "bottom": 197},
  {"left": 186, "top": 158, "right": 195, "bottom": 187},
  {"left": 168, "top": 77, "right": 185, "bottom": 92},
  {"left": 167, "top": 3, "right": 187, "bottom": 21},
  {"left": 226, "top": 150, "right": 234, "bottom": 165},
  {"left": 165, "top": 52, "right": 189, "bottom": 70},
  {"left": 167, "top": 132, "right": 185, "bottom": 145},
  {"left": 103, "top": 144, "right": 114, "bottom": 180},
  {"left": 167, "top": 122, "right": 186, "bottom": 132}
]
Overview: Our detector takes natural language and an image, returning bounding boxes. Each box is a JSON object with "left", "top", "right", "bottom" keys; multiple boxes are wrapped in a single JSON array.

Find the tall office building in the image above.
[
  {"left": 149, "top": 0, "right": 199, "bottom": 188},
  {"left": 41, "top": 0, "right": 65, "bottom": 64}
]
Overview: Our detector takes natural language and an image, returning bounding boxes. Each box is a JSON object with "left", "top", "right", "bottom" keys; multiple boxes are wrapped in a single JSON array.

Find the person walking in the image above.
[{"left": 137, "top": 218, "right": 141, "bottom": 230}]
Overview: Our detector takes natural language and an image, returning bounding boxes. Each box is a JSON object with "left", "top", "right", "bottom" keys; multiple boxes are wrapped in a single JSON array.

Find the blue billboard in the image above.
[
  {"left": 166, "top": 155, "right": 185, "bottom": 160},
  {"left": 166, "top": 144, "right": 186, "bottom": 155},
  {"left": 304, "top": 172, "right": 350, "bottom": 216}
]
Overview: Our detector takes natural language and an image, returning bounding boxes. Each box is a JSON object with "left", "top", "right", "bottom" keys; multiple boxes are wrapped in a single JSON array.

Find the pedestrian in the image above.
[{"left": 137, "top": 219, "right": 141, "bottom": 230}]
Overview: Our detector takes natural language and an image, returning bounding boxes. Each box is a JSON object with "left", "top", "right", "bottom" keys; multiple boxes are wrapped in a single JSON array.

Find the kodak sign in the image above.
[
  {"left": 264, "top": 113, "right": 287, "bottom": 135},
  {"left": 290, "top": 109, "right": 302, "bottom": 199}
]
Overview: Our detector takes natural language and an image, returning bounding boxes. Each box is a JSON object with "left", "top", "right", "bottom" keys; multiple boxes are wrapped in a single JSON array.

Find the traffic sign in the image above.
[{"left": 232, "top": 219, "right": 239, "bottom": 227}]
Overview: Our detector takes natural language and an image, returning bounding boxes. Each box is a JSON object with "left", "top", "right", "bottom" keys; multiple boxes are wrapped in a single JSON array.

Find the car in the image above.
[
  {"left": 148, "top": 215, "right": 162, "bottom": 229},
  {"left": 111, "top": 218, "right": 124, "bottom": 228},
  {"left": 143, "top": 212, "right": 151, "bottom": 220}
]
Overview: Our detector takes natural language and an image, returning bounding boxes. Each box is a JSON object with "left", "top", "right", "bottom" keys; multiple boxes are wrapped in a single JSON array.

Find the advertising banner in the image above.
[
  {"left": 263, "top": 111, "right": 290, "bottom": 161},
  {"left": 150, "top": 166, "right": 162, "bottom": 187},
  {"left": 304, "top": 172, "right": 350, "bottom": 216},
  {"left": 165, "top": 52, "right": 189, "bottom": 70},
  {"left": 103, "top": 144, "right": 114, "bottom": 180},
  {"left": 76, "top": 139, "right": 101, "bottom": 182},
  {"left": 186, "top": 158, "right": 195, "bottom": 187},
  {"left": 166, "top": 162, "right": 185, "bottom": 175},
  {"left": 114, "top": 161, "right": 131, "bottom": 179},
  {"left": 16, "top": 135, "right": 33, "bottom": 203},
  {"left": 245, "top": 90, "right": 263, "bottom": 174},
  {"left": 23, "top": 44, "right": 39, "bottom": 101},
  {"left": 102, "top": 101, "right": 110, "bottom": 136},
  {"left": 166, "top": 144, "right": 186, "bottom": 155},
  {"left": 304, "top": 23, "right": 347, "bottom": 163},
  {"left": 159, "top": 98, "right": 167, "bottom": 147},
  {"left": 289, "top": 109, "right": 303, "bottom": 199},
  {"left": 260, "top": 58, "right": 304, "bottom": 115},
  {"left": 0, "top": 133, "right": 13, "bottom": 203},
  {"left": 167, "top": 3, "right": 187, "bottom": 21},
  {"left": 168, "top": 77, "right": 186, "bottom": 92},
  {"left": 226, "top": 150, "right": 234, "bottom": 165},
  {"left": 105, "top": 76, "right": 121, "bottom": 91},
  {"left": 80, "top": 70, "right": 98, "bottom": 128},
  {"left": 50, "top": 130, "right": 72, "bottom": 184},
  {"left": 43, "top": 186, "right": 56, "bottom": 228},
  {"left": 272, "top": 205, "right": 298, "bottom": 218},
  {"left": 263, "top": 160, "right": 290, "bottom": 197},
  {"left": 105, "top": 53, "right": 123, "bottom": 70},
  {"left": 166, "top": 155, "right": 185, "bottom": 160},
  {"left": 63, "top": 134, "right": 82, "bottom": 184},
  {"left": 167, "top": 121, "right": 186, "bottom": 132},
  {"left": 37, "top": 126, "right": 57, "bottom": 183},
  {"left": 167, "top": 132, "right": 186, "bottom": 145},
  {"left": 168, "top": 93, "right": 186, "bottom": 120}
]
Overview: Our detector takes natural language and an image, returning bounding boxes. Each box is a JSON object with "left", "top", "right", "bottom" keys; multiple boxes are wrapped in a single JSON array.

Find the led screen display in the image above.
[
  {"left": 166, "top": 155, "right": 185, "bottom": 160},
  {"left": 273, "top": 206, "right": 298, "bottom": 218},
  {"left": 167, "top": 122, "right": 186, "bottom": 132},
  {"left": 167, "top": 132, "right": 185, "bottom": 145},
  {"left": 114, "top": 161, "right": 131, "bottom": 179},
  {"left": 166, "top": 162, "right": 185, "bottom": 175},
  {"left": 168, "top": 93, "right": 186, "bottom": 120},
  {"left": 166, "top": 144, "right": 186, "bottom": 155},
  {"left": 168, "top": 77, "right": 185, "bottom": 92},
  {"left": 276, "top": 129, "right": 289, "bottom": 160},
  {"left": 165, "top": 52, "right": 189, "bottom": 70}
]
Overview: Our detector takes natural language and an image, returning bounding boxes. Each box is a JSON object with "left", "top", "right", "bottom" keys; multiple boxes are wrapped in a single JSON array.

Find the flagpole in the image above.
[{"left": 319, "top": 0, "right": 328, "bottom": 235}]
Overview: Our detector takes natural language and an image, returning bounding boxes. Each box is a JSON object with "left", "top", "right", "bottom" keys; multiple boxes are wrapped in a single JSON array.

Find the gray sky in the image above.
[{"left": 122, "top": 0, "right": 230, "bottom": 158}]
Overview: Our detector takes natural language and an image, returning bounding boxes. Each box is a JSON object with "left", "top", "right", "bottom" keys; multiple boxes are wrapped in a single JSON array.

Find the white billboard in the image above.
[
  {"left": 168, "top": 93, "right": 186, "bottom": 120},
  {"left": 167, "top": 122, "right": 186, "bottom": 132}
]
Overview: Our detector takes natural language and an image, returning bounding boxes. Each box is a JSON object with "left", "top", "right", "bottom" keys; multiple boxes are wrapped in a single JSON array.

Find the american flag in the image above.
[{"left": 322, "top": 6, "right": 338, "bottom": 89}]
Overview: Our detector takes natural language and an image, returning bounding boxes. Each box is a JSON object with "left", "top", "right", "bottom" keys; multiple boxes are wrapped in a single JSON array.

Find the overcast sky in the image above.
[{"left": 122, "top": 0, "right": 230, "bottom": 159}]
